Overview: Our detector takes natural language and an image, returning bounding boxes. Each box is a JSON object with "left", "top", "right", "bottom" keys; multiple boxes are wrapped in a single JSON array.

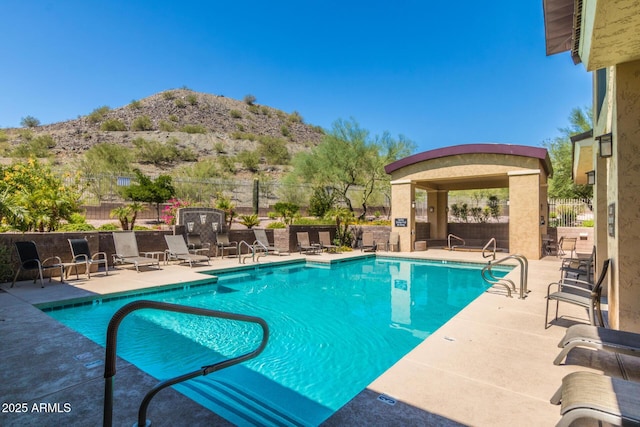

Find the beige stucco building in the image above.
[
  {"left": 543, "top": 0, "right": 640, "bottom": 331},
  {"left": 384, "top": 144, "right": 552, "bottom": 260}
]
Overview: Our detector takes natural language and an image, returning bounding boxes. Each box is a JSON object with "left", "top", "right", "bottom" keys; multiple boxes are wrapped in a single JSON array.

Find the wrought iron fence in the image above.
[{"left": 548, "top": 198, "right": 593, "bottom": 227}]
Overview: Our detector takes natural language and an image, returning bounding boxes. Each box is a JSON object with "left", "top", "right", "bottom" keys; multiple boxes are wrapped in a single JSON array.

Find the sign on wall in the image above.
[{"left": 394, "top": 218, "right": 408, "bottom": 227}]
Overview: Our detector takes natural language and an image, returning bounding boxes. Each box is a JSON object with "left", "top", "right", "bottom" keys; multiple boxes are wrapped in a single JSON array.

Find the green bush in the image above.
[
  {"left": 159, "top": 120, "right": 175, "bottom": 132},
  {"left": 168, "top": 114, "right": 179, "bottom": 122},
  {"left": 133, "top": 225, "right": 151, "bottom": 230},
  {"left": 243, "top": 94, "right": 256, "bottom": 105},
  {"left": 163, "top": 91, "right": 176, "bottom": 100},
  {"left": 266, "top": 221, "right": 286, "bottom": 229},
  {"left": 239, "top": 214, "right": 260, "bottom": 229},
  {"left": 57, "top": 223, "right": 96, "bottom": 231},
  {"left": 181, "top": 124, "right": 207, "bottom": 134},
  {"left": 175, "top": 99, "right": 186, "bottom": 108},
  {"left": 258, "top": 136, "right": 290, "bottom": 164},
  {"left": 131, "top": 115, "right": 153, "bottom": 131},
  {"left": 236, "top": 150, "right": 260, "bottom": 171},
  {"left": 280, "top": 125, "right": 291, "bottom": 137},
  {"left": 87, "top": 106, "right": 110, "bottom": 124},
  {"left": 100, "top": 119, "right": 126, "bottom": 131},
  {"left": 98, "top": 223, "right": 120, "bottom": 231},
  {"left": 230, "top": 110, "right": 242, "bottom": 119},
  {"left": 288, "top": 111, "right": 303, "bottom": 123},
  {"left": 582, "top": 219, "right": 594, "bottom": 227},
  {"left": 186, "top": 94, "right": 198, "bottom": 105},
  {"left": 21, "top": 115, "right": 40, "bottom": 128},
  {"left": 11, "top": 134, "right": 56, "bottom": 158},
  {"left": 129, "top": 100, "right": 142, "bottom": 109}
]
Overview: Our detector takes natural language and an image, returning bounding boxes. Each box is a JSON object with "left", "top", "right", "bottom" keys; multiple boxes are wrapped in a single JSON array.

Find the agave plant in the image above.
[{"left": 239, "top": 214, "right": 260, "bottom": 229}]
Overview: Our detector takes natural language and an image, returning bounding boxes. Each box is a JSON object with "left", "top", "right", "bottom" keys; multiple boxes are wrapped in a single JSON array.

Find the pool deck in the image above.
[{"left": 1, "top": 249, "right": 638, "bottom": 426}]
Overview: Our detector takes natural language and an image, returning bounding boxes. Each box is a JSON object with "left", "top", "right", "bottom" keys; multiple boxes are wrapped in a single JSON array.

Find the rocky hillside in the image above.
[{"left": 1, "top": 89, "right": 325, "bottom": 177}]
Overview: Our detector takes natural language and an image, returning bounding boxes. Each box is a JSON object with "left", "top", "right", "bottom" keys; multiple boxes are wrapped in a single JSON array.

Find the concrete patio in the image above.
[{"left": 1, "top": 249, "right": 638, "bottom": 426}]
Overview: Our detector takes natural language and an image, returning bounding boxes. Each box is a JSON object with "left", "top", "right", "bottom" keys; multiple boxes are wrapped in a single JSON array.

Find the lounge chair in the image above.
[
  {"left": 68, "top": 238, "right": 109, "bottom": 279},
  {"left": 553, "top": 324, "right": 640, "bottom": 365},
  {"left": 560, "top": 245, "right": 595, "bottom": 282},
  {"left": 387, "top": 232, "right": 399, "bottom": 252},
  {"left": 361, "top": 231, "right": 376, "bottom": 252},
  {"left": 296, "top": 232, "right": 321, "bottom": 254},
  {"left": 112, "top": 232, "right": 160, "bottom": 272},
  {"left": 11, "top": 241, "right": 64, "bottom": 288},
  {"left": 186, "top": 233, "right": 211, "bottom": 256},
  {"left": 253, "top": 229, "right": 286, "bottom": 255},
  {"left": 318, "top": 231, "right": 339, "bottom": 253},
  {"left": 165, "top": 235, "right": 210, "bottom": 267},
  {"left": 550, "top": 371, "right": 640, "bottom": 426},
  {"left": 214, "top": 233, "right": 238, "bottom": 258},
  {"left": 545, "top": 259, "right": 610, "bottom": 329}
]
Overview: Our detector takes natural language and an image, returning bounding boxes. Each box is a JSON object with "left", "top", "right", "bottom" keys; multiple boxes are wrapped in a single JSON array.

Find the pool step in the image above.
[{"left": 181, "top": 378, "right": 309, "bottom": 427}]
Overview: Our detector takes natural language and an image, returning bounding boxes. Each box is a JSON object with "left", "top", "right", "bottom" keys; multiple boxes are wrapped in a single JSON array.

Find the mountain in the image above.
[{"left": 1, "top": 89, "right": 325, "bottom": 178}]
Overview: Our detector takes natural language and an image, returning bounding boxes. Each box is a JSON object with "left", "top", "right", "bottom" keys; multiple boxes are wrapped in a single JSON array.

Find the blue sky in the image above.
[{"left": 0, "top": 1, "right": 591, "bottom": 153}]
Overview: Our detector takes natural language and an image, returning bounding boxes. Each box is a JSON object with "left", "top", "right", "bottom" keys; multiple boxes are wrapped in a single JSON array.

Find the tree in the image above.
[
  {"left": 20, "top": 116, "right": 40, "bottom": 128},
  {"left": 215, "top": 193, "right": 236, "bottom": 230},
  {"left": 290, "top": 118, "right": 415, "bottom": 220},
  {"left": 110, "top": 202, "right": 144, "bottom": 230},
  {"left": 543, "top": 107, "right": 593, "bottom": 198},
  {"left": 122, "top": 170, "right": 175, "bottom": 223}
]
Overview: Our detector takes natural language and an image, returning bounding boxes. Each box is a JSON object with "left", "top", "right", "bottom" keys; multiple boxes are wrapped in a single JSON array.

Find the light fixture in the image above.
[
  {"left": 597, "top": 133, "right": 613, "bottom": 158},
  {"left": 211, "top": 222, "right": 219, "bottom": 232},
  {"left": 586, "top": 170, "right": 595, "bottom": 185},
  {"left": 187, "top": 222, "right": 194, "bottom": 232},
  {"left": 411, "top": 201, "right": 416, "bottom": 209}
]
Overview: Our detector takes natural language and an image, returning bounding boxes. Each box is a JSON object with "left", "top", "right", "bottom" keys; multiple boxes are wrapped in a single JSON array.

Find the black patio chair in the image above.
[{"left": 12, "top": 241, "right": 64, "bottom": 288}]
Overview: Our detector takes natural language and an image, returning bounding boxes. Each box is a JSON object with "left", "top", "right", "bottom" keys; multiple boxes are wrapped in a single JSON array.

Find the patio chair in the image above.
[
  {"left": 68, "top": 238, "right": 109, "bottom": 279},
  {"left": 214, "top": 233, "right": 238, "bottom": 258},
  {"left": 318, "top": 231, "right": 339, "bottom": 253},
  {"left": 11, "top": 241, "right": 64, "bottom": 288},
  {"left": 545, "top": 258, "right": 610, "bottom": 329},
  {"left": 361, "top": 231, "right": 376, "bottom": 252},
  {"left": 112, "top": 232, "right": 160, "bottom": 272},
  {"left": 164, "top": 235, "right": 210, "bottom": 267},
  {"left": 560, "top": 245, "right": 595, "bottom": 282},
  {"left": 387, "top": 232, "right": 399, "bottom": 252},
  {"left": 186, "top": 233, "right": 211, "bottom": 256},
  {"left": 550, "top": 371, "right": 640, "bottom": 426},
  {"left": 253, "top": 229, "right": 286, "bottom": 255},
  {"left": 553, "top": 324, "right": 640, "bottom": 365},
  {"left": 557, "top": 237, "right": 577, "bottom": 258},
  {"left": 296, "top": 232, "right": 321, "bottom": 254}
]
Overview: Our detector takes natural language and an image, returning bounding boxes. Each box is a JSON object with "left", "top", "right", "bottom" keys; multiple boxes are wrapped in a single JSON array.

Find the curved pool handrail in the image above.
[
  {"left": 482, "top": 254, "right": 529, "bottom": 299},
  {"left": 447, "top": 234, "right": 465, "bottom": 250},
  {"left": 102, "top": 300, "right": 269, "bottom": 427},
  {"left": 482, "top": 238, "right": 497, "bottom": 260},
  {"left": 238, "top": 240, "right": 254, "bottom": 264}
]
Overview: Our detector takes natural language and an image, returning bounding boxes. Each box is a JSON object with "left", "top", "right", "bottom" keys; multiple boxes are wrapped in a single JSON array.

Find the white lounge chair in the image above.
[
  {"left": 112, "top": 232, "right": 160, "bottom": 272},
  {"left": 165, "top": 235, "right": 210, "bottom": 267},
  {"left": 553, "top": 324, "right": 640, "bottom": 365}
]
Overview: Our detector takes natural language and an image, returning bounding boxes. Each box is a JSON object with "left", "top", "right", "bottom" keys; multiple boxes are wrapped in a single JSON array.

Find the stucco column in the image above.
[
  {"left": 610, "top": 60, "right": 640, "bottom": 332},
  {"left": 391, "top": 180, "right": 415, "bottom": 252},
  {"left": 427, "top": 190, "right": 448, "bottom": 240},
  {"left": 508, "top": 170, "right": 542, "bottom": 259}
]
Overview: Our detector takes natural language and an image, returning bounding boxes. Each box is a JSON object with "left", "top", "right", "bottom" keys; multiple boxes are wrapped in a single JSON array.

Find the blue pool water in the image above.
[{"left": 44, "top": 257, "right": 510, "bottom": 426}]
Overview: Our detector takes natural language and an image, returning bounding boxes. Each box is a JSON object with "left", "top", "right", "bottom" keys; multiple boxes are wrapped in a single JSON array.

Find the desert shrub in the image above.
[
  {"left": 181, "top": 124, "right": 207, "bottom": 134},
  {"left": 133, "top": 137, "right": 196, "bottom": 165},
  {"left": 168, "top": 114, "right": 179, "bottom": 122},
  {"left": 288, "top": 111, "right": 303, "bottom": 123},
  {"left": 273, "top": 201, "right": 299, "bottom": 225},
  {"left": 87, "top": 106, "right": 111, "bottom": 124},
  {"left": 230, "top": 110, "right": 242, "bottom": 119},
  {"left": 231, "top": 131, "right": 257, "bottom": 141},
  {"left": 21, "top": 115, "right": 40, "bottom": 127},
  {"left": 280, "top": 125, "right": 290, "bottom": 137},
  {"left": 258, "top": 136, "right": 290, "bottom": 164},
  {"left": 217, "top": 156, "right": 236, "bottom": 174},
  {"left": 163, "top": 91, "right": 176, "bottom": 100},
  {"left": 235, "top": 123, "right": 245, "bottom": 132},
  {"left": 186, "top": 94, "right": 198, "bottom": 105},
  {"left": 260, "top": 106, "right": 270, "bottom": 116},
  {"left": 133, "top": 225, "right": 150, "bottom": 230},
  {"left": 129, "top": 100, "right": 142, "bottom": 109},
  {"left": 100, "top": 119, "right": 126, "bottom": 131},
  {"left": 11, "top": 134, "right": 56, "bottom": 158},
  {"left": 213, "top": 142, "right": 226, "bottom": 154},
  {"left": 159, "top": 120, "right": 175, "bottom": 132},
  {"left": 247, "top": 105, "right": 260, "bottom": 114},
  {"left": 236, "top": 150, "right": 260, "bottom": 172},
  {"left": 243, "top": 94, "right": 256, "bottom": 105},
  {"left": 131, "top": 115, "right": 153, "bottom": 131},
  {"left": 174, "top": 99, "right": 186, "bottom": 108}
]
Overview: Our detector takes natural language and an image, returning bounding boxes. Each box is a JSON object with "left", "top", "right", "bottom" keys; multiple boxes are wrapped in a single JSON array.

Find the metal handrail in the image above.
[
  {"left": 238, "top": 240, "right": 254, "bottom": 264},
  {"left": 482, "top": 254, "right": 529, "bottom": 299},
  {"left": 447, "top": 234, "right": 465, "bottom": 250},
  {"left": 103, "top": 300, "right": 269, "bottom": 427},
  {"left": 481, "top": 265, "right": 515, "bottom": 297},
  {"left": 252, "top": 240, "right": 268, "bottom": 262},
  {"left": 482, "top": 238, "right": 497, "bottom": 260}
]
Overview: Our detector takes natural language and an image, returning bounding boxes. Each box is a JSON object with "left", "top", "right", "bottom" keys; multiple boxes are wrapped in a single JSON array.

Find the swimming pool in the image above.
[{"left": 44, "top": 257, "right": 510, "bottom": 426}]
